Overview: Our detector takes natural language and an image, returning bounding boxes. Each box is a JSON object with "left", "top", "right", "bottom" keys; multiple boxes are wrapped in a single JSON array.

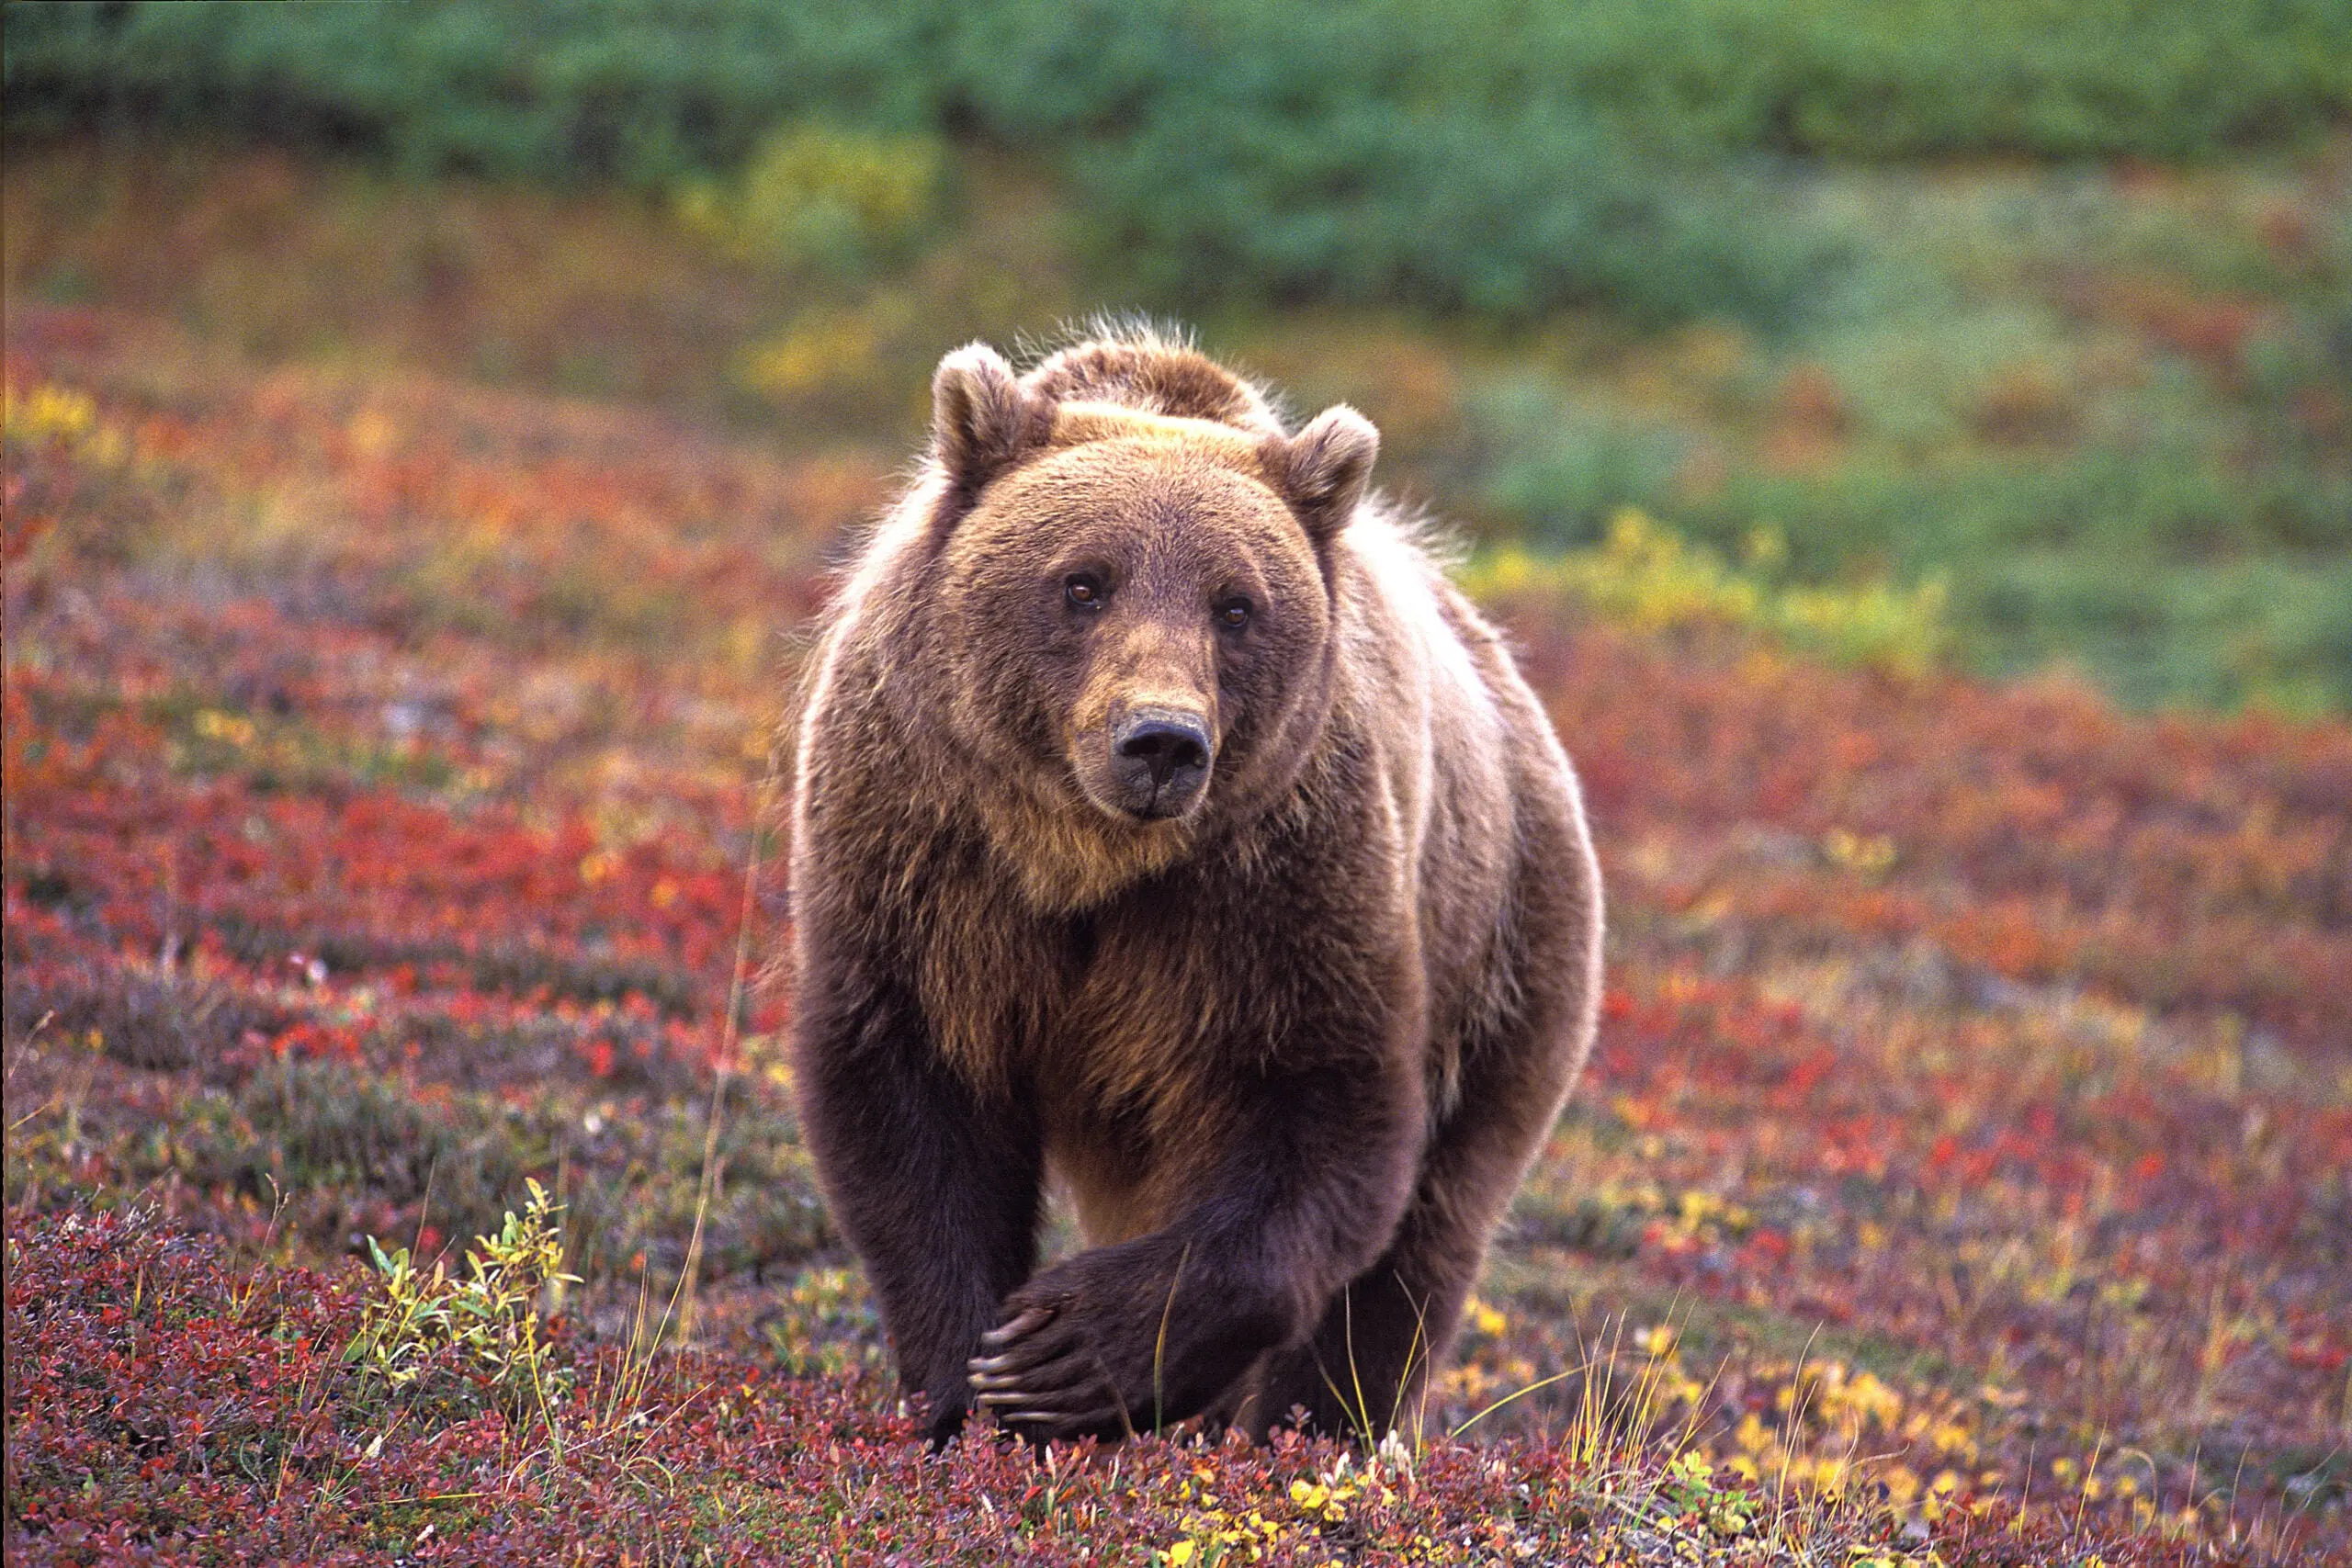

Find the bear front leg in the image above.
[
  {"left": 967, "top": 1045, "right": 1421, "bottom": 1441},
  {"left": 792, "top": 970, "right": 1042, "bottom": 1447}
]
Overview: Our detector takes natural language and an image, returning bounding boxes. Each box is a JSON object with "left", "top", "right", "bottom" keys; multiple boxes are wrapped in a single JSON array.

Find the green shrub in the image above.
[
  {"left": 1659, "top": 454, "right": 2352, "bottom": 583},
  {"left": 674, "top": 121, "right": 945, "bottom": 271},
  {"left": 1957, "top": 551, "right": 2352, "bottom": 711},
  {"left": 941, "top": 0, "right": 2352, "bottom": 164},
  {"left": 1064, "top": 42, "right": 1834, "bottom": 323},
  {"left": 14, "top": 0, "right": 2344, "bottom": 170},
  {"left": 14, "top": 0, "right": 2346, "bottom": 325},
  {"left": 1460, "top": 511, "right": 1951, "bottom": 679},
  {"left": 1487, "top": 0, "right": 2352, "bottom": 161},
  {"left": 1469, "top": 401, "right": 2352, "bottom": 708},
  {"left": 943, "top": 1, "right": 1836, "bottom": 322},
  {"left": 0, "top": 0, "right": 936, "bottom": 184},
  {"left": 1473, "top": 382, "right": 1699, "bottom": 546},
  {"left": 345, "top": 1179, "right": 580, "bottom": 1413}
]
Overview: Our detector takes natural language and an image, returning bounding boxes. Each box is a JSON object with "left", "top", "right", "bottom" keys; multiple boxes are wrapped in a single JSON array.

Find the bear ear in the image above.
[
  {"left": 931, "top": 342, "right": 1048, "bottom": 505},
  {"left": 1262, "top": 405, "right": 1379, "bottom": 545}
]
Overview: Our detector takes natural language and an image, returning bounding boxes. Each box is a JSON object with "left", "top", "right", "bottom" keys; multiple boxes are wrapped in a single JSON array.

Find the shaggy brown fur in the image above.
[{"left": 787, "top": 326, "right": 1602, "bottom": 1447}]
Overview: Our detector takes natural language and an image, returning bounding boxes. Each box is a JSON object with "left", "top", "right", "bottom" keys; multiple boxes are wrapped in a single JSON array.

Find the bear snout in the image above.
[{"left": 1108, "top": 706, "right": 1215, "bottom": 819}]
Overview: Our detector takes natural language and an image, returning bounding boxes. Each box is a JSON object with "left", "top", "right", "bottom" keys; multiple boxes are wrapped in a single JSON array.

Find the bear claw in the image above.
[{"left": 978, "top": 1306, "right": 1054, "bottom": 1348}]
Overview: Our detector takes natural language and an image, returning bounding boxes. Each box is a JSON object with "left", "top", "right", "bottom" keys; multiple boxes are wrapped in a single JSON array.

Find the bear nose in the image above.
[
  {"left": 1116, "top": 716, "right": 1210, "bottom": 783},
  {"left": 1110, "top": 709, "right": 1213, "bottom": 816}
]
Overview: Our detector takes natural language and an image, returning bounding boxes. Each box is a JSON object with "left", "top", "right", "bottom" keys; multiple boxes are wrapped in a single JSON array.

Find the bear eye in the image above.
[
  {"left": 1216, "top": 598, "right": 1251, "bottom": 630},
  {"left": 1065, "top": 573, "right": 1105, "bottom": 610}
]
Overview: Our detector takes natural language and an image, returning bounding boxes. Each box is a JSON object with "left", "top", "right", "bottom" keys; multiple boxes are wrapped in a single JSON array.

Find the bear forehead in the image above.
[
  {"left": 1046, "top": 400, "right": 1269, "bottom": 461},
  {"left": 969, "top": 414, "right": 1308, "bottom": 557}
]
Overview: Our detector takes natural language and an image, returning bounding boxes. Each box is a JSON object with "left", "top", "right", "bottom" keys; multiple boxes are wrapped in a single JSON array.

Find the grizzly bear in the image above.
[{"left": 786, "top": 325, "right": 1600, "bottom": 1447}]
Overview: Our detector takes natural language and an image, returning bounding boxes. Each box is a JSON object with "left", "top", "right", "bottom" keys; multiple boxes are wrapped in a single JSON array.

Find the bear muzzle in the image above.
[{"left": 1106, "top": 706, "right": 1215, "bottom": 820}]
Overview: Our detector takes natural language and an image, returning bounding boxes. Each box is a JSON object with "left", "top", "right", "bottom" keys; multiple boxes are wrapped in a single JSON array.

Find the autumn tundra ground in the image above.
[{"left": 7, "top": 203, "right": 2352, "bottom": 1566}]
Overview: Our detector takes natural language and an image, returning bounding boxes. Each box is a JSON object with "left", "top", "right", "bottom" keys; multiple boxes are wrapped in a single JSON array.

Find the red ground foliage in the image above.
[
  {"left": 6, "top": 308, "right": 2348, "bottom": 1563},
  {"left": 12, "top": 1207, "right": 2269, "bottom": 1567}
]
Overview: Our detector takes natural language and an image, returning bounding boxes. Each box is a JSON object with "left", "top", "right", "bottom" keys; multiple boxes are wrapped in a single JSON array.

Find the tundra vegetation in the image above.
[{"left": 5, "top": 4, "right": 2350, "bottom": 1562}]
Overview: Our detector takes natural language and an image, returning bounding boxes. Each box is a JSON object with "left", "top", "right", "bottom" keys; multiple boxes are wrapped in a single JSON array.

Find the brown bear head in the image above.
[{"left": 915, "top": 341, "right": 1379, "bottom": 905}]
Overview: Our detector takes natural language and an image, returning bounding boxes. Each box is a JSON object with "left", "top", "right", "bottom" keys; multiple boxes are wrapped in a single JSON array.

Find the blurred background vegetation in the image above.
[{"left": 6, "top": 0, "right": 2350, "bottom": 709}]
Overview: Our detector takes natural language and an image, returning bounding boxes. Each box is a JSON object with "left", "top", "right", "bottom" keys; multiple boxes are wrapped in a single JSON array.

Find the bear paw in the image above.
[{"left": 966, "top": 1243, "right": 1282, "bottom": 1442}]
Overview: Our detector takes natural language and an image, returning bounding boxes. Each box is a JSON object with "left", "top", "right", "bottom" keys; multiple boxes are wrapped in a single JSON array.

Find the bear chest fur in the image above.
[{"left": 895, "top": 828, "right": 1426, "bottom": 1234}]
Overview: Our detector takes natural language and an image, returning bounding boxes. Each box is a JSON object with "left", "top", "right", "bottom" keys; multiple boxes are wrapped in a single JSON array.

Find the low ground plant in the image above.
[{"left": 345, "top": 1178, "right": 579, "bottom": 1415}]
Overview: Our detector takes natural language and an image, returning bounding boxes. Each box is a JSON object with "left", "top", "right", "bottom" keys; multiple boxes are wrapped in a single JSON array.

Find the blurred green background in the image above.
[{"left": 6, "top": 0, "right": 2350, "bottom": 709}]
